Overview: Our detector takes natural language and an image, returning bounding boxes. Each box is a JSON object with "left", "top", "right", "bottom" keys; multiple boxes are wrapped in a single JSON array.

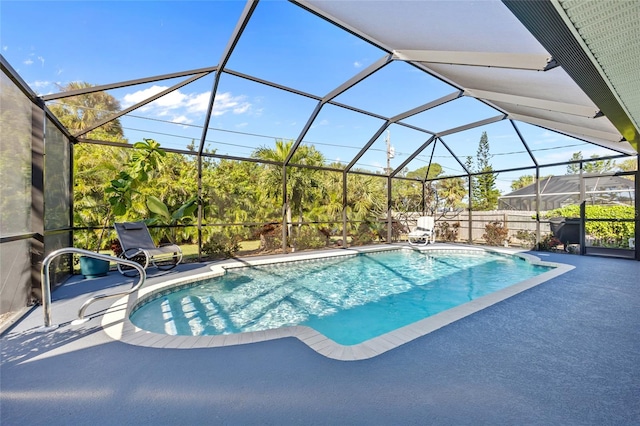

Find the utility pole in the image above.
[{"left": 386, "top": 130, "right": 394, "bottom": 174}]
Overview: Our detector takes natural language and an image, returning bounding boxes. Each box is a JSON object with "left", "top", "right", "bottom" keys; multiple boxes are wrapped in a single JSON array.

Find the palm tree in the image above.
[
  {"left": 437, "top": 177, "right": 467, "bottom": 211},
  {"left": 252, "top": 139, "right": 325, "bottom": 243},
  {"left": 48, "top": 82, "right": 124, "bottom": 140}
]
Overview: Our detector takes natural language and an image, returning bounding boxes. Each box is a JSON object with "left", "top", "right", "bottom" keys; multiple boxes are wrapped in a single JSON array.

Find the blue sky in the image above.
[{"left": 1, "top": 0, "right": 625, "bottom": 193}]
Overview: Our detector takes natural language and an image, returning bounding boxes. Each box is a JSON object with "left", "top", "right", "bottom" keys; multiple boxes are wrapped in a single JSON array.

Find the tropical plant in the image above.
[
  {"left": 48, "top": 82, "right": 125, "bottom": 141},
  {"left": 146, "top": 195, "right": 199, "bottom": 243},
  {"left": 252, "top": 139, "right": 325, "bottom": 245},
  {"left": 95, "top": 139, "right": 169, "bottom": 250},
  {"left": 436, "top": 177, "right": 467, "bottom": 211}
]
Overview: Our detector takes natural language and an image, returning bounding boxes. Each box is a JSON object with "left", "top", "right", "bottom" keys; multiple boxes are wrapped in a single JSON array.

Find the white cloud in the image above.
[
  {"left": 2, "top": 46, "right": 8, "bottom": 52},
  {"left": 171, "top": 115, "right": 192, "bottom": 125},
  {"left": 310, "top": 119, "right": 329, "bottom": 130},
  {"left": 122, "top": 86, "right": 251, "bottom": 120},
  {"left": 31, "top": 80, "right": 51, "bottom": 89},
  {"left": 186, "top": 92, "right": 210, "bottom": 113},
  {"left": 212, "top": 92, "right": 251, "bottom": 116},
  {"left": 24, "top": 58, "right": 33, "bottom": 65},
  {"left": 354, "top": 61, "right": 362, "bottom": 68},
  {"left": 236, "top": 122, "right": 249, "bottom": 128},
  {"left": 153, "top": 90, "right": 188, "bottom": 109},
  {"left": 37, "top": 56, "right": 45, "bottom": 66},
  {"left": 122, "top": 85, "right": 168, "bottom": 106}
]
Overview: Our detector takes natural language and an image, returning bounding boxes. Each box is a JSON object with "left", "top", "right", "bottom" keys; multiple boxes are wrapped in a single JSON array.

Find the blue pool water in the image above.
[{"left": 130, "top": 250, "right": 553, "bottom": 345}]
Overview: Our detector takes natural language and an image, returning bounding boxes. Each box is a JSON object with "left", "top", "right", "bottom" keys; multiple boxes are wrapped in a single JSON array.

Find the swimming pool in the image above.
[{"left": 128, "top": 247, "right": 565, "bottom": 349}]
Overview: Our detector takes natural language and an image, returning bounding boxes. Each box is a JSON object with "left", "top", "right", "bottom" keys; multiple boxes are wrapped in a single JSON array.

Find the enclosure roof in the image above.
[
  {"left": 8, "top": 0, "right": 637, "bottom": 177},
  {"left": 302, "top": 0, "right": 639, "bottom": 153}
]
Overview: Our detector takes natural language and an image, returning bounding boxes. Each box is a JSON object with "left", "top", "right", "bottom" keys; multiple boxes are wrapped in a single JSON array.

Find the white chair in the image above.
[
  {"left": 114, "top": 221, "right": 183, "bottom": 275},
  {"left": 407, "top": 216, "right": 435, "bottom": 246}
]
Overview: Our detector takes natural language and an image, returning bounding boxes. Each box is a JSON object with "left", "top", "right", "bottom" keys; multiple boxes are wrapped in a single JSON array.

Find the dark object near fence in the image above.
[{"left": 549, "top": 217, "right": 581, "bottom": 251}]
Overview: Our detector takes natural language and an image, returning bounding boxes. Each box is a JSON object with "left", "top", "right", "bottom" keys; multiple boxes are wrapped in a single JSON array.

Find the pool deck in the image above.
[{"left": 2, "top": 244, "right": 639, "bottom": 425}]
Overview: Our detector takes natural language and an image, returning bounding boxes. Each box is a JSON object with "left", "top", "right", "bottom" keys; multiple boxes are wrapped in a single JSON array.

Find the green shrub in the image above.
[
  {"left": 292, "top": 226, "right": 328, "bottom": 250},
  {"left": 351, "top": 222, "right": 378, "bottom": 245},
  {"left": 544, "top": 205, "right": 635, "bottom": 243},
  {"left": 201, "top": 232, "right": 241, "bottom": 259}
]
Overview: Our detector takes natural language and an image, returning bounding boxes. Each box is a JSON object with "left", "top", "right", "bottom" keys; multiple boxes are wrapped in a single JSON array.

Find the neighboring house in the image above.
[{"left": 498, "top": 174, "right": 635, "bottom": 211}]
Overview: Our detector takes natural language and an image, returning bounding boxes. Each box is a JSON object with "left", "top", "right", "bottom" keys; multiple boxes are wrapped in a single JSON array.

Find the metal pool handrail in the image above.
[{"left": 38, "top": 247, "right": 146, "bottom": 331}]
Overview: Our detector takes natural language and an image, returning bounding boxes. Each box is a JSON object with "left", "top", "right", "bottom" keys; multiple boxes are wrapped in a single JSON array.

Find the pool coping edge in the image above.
[{"left": 101, "top": 244, "right": 574, "bottom": 361}]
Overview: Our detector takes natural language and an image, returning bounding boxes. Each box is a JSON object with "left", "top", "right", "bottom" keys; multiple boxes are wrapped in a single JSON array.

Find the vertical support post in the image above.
[
  {"left": 579, "top": 161, "right": 586, "bottom": 256},
  {"left": 342, "top": 171, "right": 348, "bottom": 248},
  {"left": 31, "top": 101, "right": 45, "bottom": 303},
  {"left": 68, "top": 132, "right": 75, "bottom": 252},
  {"left": 468, "top": 175, "right": 473, "bottom": 244},
  {"left": 387, "top": 176, "right": 393, "bottom": 243},
  {"left": 580, "top": 201, "right": 586, "bottom": 255},
  {"left": 635, "top": 153, "right": 639, "bottom": 261},
  {"left": 579, "top": 161, "right": 585, "bottom": 200},
  {"left": 535, "top": 166, "right": 541, "bottom": 247},
  {"left": 282, "top": 164, "right": 288, "bottom": 253},
  {"left": 197, "top": 154, "right": 203, "bottom": 262}
]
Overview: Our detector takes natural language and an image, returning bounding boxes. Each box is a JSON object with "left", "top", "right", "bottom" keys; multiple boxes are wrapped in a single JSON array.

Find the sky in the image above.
[{"left": 1, "top": 0, "right": 628, "bottom": 193}]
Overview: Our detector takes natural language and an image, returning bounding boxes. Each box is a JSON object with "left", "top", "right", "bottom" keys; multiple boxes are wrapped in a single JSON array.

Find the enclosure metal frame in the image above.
[{"left": 1, "top": 0, "right": 639, "bottom": 315}]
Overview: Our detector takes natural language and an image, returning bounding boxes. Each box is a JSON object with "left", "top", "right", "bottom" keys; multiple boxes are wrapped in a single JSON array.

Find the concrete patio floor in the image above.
[{"left": 1, "top": 248, "right": 639, "bottom": 425}]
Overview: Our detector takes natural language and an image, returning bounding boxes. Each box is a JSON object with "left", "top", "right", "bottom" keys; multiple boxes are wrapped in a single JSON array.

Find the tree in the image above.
[
  {"left": 405, "top": 164, "right": 442, "bottom": 180},
  {"left": 252, "top": 139, "right": 325, "bottom": 237},
  {"left": 584, "top": 155, "right": 615, "bottom": 174},
  {"left": 510, "top": 175, "right": 535, "bottom": 191},
  {"left": 465, "top": 155, "right": 474, "bottom": 208},
  {"left": 437, "top": 177, "right": 467, "bottom": 211},
  {"left": 395, "top": 163, "right": 444, "bottom": 214},
  {"left": 470, "top": 132, "right": 500, "bottom": 210},
  {"left": 509, "top": 174, "right": 554, "bottom": 192},
  {"left": 617, "top": 158, "right": 637, "bottom": 172},
  {"left": 566, "top": 152, "right": 583, "bottom": 174},
  {"left": 50, "top": 83, "right": 131, "bottom": 249},
  {"left": 48, "top": 82, "right": 124, "bottom": 141},
  {"left": 567, "top": 151, "right": 616, "bottom": 174}
]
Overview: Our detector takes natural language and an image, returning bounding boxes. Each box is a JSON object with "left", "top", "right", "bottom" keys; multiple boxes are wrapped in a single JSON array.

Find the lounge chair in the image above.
[
  {"left": 407, "top": 216, "right": 435, "bottom": 246},
  {"left": 114, "top": 221, "right": 183, "bottom": 275}
]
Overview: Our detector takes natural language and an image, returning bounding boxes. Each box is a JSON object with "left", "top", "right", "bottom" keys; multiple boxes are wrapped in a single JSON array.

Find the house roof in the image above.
[{"left": 499, "top": 174, "right": 635, "bottom": 208}]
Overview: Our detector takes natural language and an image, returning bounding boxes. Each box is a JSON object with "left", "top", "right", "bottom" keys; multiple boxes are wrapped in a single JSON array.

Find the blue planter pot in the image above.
[{"left": 79, "top": 256, "right": 110, "bottom": 279}]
